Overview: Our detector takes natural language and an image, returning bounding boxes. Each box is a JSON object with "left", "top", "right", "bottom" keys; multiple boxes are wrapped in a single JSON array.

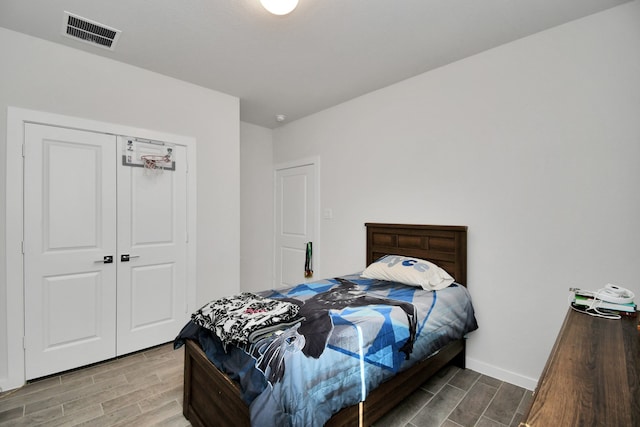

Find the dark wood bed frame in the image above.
[{"left": 183, "top": 223, "right": 468, "bottom": 427}]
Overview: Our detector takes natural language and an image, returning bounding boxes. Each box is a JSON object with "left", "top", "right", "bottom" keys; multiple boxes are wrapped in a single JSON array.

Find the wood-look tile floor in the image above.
[
  {"left": 0, "top": 343, "right": 188, "bottom": 427},
  {"left": 374, "top": 365, "right": 533, "bottom": 427},
  {"left": 1, "top": 343, "right": 532, "bottom": 427}
]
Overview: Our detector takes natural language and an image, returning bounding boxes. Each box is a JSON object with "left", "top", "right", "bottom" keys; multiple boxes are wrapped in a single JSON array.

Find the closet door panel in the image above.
[
  {"left": 116, "top": 139, "right": 188, "bottom": 355},
  {"left": 24, "top": 124, "right": 117, "bottom": 380}
]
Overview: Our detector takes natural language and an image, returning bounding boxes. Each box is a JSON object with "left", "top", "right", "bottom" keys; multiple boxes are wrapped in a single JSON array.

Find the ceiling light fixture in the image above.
[{"left": 260, "top": 0, "right": 299, "bottom": 16}]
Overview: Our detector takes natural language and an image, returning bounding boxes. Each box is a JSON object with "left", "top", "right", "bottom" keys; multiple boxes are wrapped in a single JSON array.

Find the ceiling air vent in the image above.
[{"left": 62, "top": 11, "right": 121, "bottom": 50}]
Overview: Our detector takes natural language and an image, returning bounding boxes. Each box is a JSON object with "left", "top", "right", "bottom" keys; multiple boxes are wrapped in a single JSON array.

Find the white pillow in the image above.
[{"left": 361, "top": 255, "right": 454, "bottom": 290}]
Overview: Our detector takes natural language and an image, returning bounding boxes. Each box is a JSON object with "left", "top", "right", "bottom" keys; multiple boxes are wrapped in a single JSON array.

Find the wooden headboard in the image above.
[{"left": 365, "top": 223, "right": 468, "bottom": 286}]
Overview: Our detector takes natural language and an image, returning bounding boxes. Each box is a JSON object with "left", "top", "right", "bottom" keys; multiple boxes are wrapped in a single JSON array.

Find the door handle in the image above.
[
  {"left": 95, "top": 256, "right": 113, "bottom": 264},
  {"left": 120, "top": 254, "right": 140, "bottom": 262}
]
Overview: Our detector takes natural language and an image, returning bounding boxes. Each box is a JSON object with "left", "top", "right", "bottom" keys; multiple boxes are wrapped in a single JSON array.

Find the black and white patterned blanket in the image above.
[{"left": 191, "top": 292, "right": 300, "bottom": 347}]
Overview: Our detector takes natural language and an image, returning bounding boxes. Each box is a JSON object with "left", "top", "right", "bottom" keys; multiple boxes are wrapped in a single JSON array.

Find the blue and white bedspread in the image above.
[{"left": 175, "top": 274, "right": 478, "bottom": 427}]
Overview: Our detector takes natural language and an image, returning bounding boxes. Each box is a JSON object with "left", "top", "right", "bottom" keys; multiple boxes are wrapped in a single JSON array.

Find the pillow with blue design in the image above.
[{"left": 361, "top": 254, "right": 454, "bottom": 290}]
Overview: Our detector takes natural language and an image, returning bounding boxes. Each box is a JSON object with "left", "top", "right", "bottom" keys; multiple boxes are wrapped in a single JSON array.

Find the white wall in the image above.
[
  {"left": 0, "top": 28, "right": 240, "bottom": 388},
  {"left": 267, "top": 2, "right": 640, "bottom": 389},
  {"left": 240, "top": 122, "right": 274, "bottom": 292}
]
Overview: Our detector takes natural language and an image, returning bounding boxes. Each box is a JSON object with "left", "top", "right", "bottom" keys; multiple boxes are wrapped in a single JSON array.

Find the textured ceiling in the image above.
[{"left": 0, "top": 0, "right": 630, "bottom": 128}]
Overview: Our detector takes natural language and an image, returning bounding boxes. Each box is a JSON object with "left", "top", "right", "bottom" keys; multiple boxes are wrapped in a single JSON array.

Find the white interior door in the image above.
[
  {"left": 24, "top": 124, "right": 117, "bottom": 379},
  {"left": 116, "top": 138, "right": 188, "bottom": 355},
  {"left": 275, "top": 163, "right": 316, "bottom": 288}
]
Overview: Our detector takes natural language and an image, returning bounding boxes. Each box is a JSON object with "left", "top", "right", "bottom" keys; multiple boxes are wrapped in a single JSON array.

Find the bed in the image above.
[{"left": 178, "top": 223, "right": 475, "bottom": 427}]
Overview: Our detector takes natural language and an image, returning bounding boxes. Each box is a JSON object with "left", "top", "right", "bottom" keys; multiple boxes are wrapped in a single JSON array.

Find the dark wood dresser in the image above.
[{"left": 520, "top": 309, "right": 640, "bottom": 426}]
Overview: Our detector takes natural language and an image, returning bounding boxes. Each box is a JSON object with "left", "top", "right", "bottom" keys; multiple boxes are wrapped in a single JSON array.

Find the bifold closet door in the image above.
[
  {"left": 116, "top": 138, "right": 188, "bottom": 355},
  {"left": 24, "top": 124, "right": 117, "bottom": 379}
]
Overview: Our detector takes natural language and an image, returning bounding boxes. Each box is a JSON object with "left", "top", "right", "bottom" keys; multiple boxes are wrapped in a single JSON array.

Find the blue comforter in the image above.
[{"left": 175, "top": 274, "right": 477, "bottom": 427}]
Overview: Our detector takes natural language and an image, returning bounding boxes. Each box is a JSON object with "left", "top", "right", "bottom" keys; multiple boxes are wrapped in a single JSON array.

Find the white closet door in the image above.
[
  {"left": 116, "top": 138, "right": 188, "bottom": 355},
  {"left": 24, "top": 124, "right": 117, "bottom": 379}
]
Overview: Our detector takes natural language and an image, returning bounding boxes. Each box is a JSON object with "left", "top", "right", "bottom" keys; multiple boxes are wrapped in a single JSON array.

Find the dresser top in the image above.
[{"left": 522, "top": 309, "right": 640, "bottom": 426}]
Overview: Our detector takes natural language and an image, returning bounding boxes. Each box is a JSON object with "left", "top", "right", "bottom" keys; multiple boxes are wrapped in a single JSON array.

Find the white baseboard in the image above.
[
  {"left": 466, "top": 357, "right": 538, "bottom": 391},
  {"left": 0, "top": 377, "right": 23, "bottom": 393}
]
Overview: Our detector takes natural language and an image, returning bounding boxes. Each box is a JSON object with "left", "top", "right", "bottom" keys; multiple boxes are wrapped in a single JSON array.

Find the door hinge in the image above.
[
  {"left": 23, "top": 336, "right": 26, "bottom": 350},
  {"left": 22, "top": 143, "right": 25, "bottom": 158},
  {"left": 21, "top": 241, "right": 24, "bottom": 254}
]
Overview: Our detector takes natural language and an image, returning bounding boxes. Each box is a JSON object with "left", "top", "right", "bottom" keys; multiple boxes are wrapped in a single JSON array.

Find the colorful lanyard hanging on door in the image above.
[{"left": 304, "top": 242, "right": 313, "bottom": 278}]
